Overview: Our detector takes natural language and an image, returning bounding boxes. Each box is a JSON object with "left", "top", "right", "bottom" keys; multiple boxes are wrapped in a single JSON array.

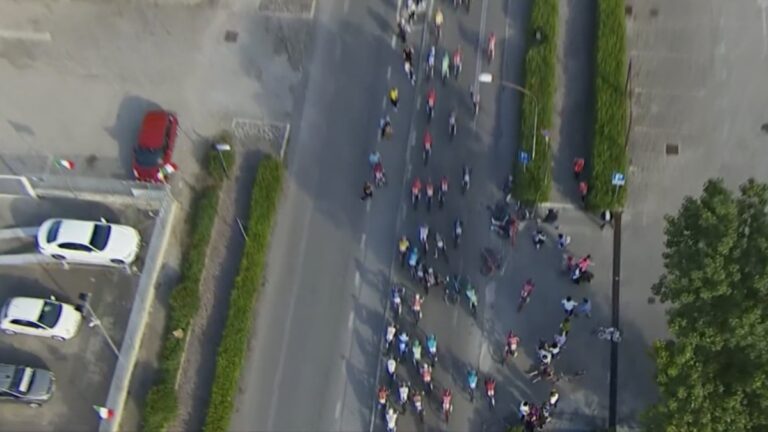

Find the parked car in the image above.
[
  {"left": 1, "top": 296, "right": 82, "bottom": 341},
  {"left": 0, "top": 364, "right": 54, "bottom": 407},
  {"left": 37, "top": 218, "right": 141, "bottom": 266},
  {"left": 132, "top": 110, "right": 178, "bottom": 182}
]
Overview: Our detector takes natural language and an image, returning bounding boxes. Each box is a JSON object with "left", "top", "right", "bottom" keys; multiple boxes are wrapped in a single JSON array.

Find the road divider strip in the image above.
[
  {"left": 141, "top": 132, "right": 235, "bottom": 432},
  {"left": 588, "top": 0, "right": 629, "bottom": 210},
  {"left": 203, "top": 156, "right": 285, "bottom": 432},
  {"left": 514, "top": 0, "right": 559, "bottom": 205}
]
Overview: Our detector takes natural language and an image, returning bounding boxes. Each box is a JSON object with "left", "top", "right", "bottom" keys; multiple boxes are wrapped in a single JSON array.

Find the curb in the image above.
[{"left": 99, "top": 194, "right": 178, "bottom": 432}]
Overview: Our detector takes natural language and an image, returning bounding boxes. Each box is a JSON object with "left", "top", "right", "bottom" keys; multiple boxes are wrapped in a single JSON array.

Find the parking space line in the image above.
[{"left": 0, "top": 29, "right": 51, "bottom": 42}]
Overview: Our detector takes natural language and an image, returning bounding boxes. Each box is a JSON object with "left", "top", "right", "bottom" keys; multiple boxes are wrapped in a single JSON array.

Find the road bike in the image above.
[{"left": 594, "top": 326, "right": 622, "bottom": 342}]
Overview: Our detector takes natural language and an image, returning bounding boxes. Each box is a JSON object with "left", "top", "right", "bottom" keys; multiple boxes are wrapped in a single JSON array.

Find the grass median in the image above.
[
  {"left": 141, "top": 133, "right": 234, "bottom": 432},
  {"left": 513, "top": 0, "right": 558, "bottom": 205},
  {"left": 588, "top": 0, "right": 629, "bottom": 210},
  {"left": 203, "top": 155, "right": 284, "bottom": 432}
]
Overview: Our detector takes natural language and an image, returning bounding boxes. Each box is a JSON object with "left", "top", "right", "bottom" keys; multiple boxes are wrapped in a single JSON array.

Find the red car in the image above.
[{"left": 132, "top": 110, "right": 178, "bottom": 182}]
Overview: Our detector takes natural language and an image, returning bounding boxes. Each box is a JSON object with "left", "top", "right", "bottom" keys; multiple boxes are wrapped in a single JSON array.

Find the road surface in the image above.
[{"left": 230, "top": 0, "right": 530, "bottom": 430}]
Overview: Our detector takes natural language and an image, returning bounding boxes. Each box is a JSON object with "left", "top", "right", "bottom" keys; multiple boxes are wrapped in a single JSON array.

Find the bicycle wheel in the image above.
[{"left": 597, "top": 328, "right": 609, "bottom": 340}]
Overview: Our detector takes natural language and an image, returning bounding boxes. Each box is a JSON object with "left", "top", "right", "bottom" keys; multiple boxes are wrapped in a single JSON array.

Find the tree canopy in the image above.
[{"left": 646, "top": 178, "right": 768, "bottom": 431}]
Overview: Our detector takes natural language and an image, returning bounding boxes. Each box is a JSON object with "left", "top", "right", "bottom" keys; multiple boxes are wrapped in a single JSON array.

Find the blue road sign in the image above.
[
  {"left": 611, "top": 172, "right": 626, "bottom": 186},
  {"left": 519, "top": 151, "right": 530, "bottom": 165}
]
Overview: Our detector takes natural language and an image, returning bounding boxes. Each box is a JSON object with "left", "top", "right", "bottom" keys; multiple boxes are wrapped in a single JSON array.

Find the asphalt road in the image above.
[{"left": 230, "top": 0, "right": 526, "bottom": 430}]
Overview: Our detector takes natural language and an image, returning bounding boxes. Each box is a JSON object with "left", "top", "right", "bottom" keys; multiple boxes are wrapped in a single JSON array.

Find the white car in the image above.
[
  {"left": 0, "top": 297, "right": 82, "bottom": 341},
  {"left": 37, "top": 218, "right": 141, "bottom": 266}
]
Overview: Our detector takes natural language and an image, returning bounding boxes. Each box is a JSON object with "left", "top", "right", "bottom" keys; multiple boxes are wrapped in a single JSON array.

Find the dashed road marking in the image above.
[
  {"left": 355, "top": 271, "right": 361, "bottom": 287},
  {"left": 387, "top": 66, "right": 392, "bottom": 80},
  {"left": 335, "top": 399, "right": 342, "bottom": 419},
  {"left": 360, "top": 233, "right": 367, "bottom": 250},
  {"left": 348, "top": 311, "right": 355, "bottom": 329}
]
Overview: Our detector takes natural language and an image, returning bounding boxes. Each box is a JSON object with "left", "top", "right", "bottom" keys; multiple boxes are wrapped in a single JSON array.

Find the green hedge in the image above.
[
  {"left": 588, "top": 0, "right": 628, "bottom": 210},
  {"left": 203, "top": 156, "right": 284, "bottom": 432},
  {"left": 141, "top": 138, "right": 235, "bottom": 432},
  {"left": 513, "top": 0, "right": 559, "bottom": 205}
]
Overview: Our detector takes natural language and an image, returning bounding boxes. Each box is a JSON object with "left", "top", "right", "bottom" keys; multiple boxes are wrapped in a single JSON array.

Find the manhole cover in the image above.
[
  {"left": 224, "top": 30, "right": 238, "bottom": 43},
  {"left": 625, "top": 5, "right": 633, "bottom": 16},
  {"left": 665, "top": 143, "right": 680, "bottom": 156},
  {"left": 650, "top": 7, "right": 659, "bottom": 18}
]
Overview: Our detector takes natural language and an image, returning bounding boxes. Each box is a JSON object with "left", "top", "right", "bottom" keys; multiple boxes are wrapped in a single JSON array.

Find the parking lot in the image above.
[{"left": 0, "top": 196, "right": 155, "bottom": 431}]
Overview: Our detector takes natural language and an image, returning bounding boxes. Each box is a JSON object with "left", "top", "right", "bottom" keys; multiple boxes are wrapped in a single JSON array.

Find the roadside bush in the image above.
[
  {"left": 588, "top": 0, "right": 628, "bottom": 210},
  {"left": 141, "top": 137, "right": 235, "bottom": 432},
  {"left": 203, "top": 156, "right": 284, "bottom": 432},
  {"left": 513, "top": 0, "right": 559, "bottom": 205}
]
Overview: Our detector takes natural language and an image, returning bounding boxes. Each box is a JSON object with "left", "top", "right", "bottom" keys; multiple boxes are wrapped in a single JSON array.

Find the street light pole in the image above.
[
  {"left": 477, "top": 73, "right": 539, "bottom": 161},
  {"left": 78, "top": 293, "right": 120, "bottom": 358}
]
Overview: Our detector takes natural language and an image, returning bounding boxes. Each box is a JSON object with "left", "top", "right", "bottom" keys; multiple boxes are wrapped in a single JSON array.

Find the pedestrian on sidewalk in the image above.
[
  {"left": 600, "top": 209, "right": 612, "bottom": 230},
  {"left": 572, "top": 157, "right": 585, "bottom": 180},
  {"left": 576, "top": 297, "right": 592, "bottom": 318},
  {"left": 361, "top": 182, "right": 374, "bottom": 201},
  {"left": 579, "top": 181, "right": 589, "bottom": 204},
  {"left": 560, "top": 317, "right": 572, "bottom": 333},
  {"left": 389, "top": 87, "right": 399, "bottom": 110},
  {"left": 561, "top": 296, "right": 578, "bottom": 317},
  {"left": 557, "top": 232, "right": 571, "bottom": 249}
]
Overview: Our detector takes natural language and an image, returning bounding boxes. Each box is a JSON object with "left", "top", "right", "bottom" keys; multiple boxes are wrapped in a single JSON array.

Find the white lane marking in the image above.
[
  {"left": 366, "top": 200, "right": 371, "bottom": 212},
  {"left": 382, "top": 96, "right": 387, "bottom": 110},
  {"left": 360, "top": 233, "right": 367, "bottom": 250},
  {"left": 355, "top": 271, "right": 361, "bottom": 287},
  {"left": 309, "top": 0, "right": 317, "bottom": 19},
  {"left": 391, "top": 34, "right": 396, "bottom": 49},
  {"left": 335, "top": 399, "right": 343, "bottom": 419},
  {"left": 266, "top": 191, "right": 313, "bottom": 429},
  {"left": 348, "top": 311, "right": 355, "bottom": 329},
  {"left": 760, "top": 0, "right": 768, "bottom": 57},
  {"left": 479, "top": 341, "right": 490, "bottom": 370},
  {"left": 344, "top": 0, "right": 351, "bottom": 13},
  {"left": 396, "top": 0, "right": 403, "bottom": 19},
  {"left": 452, "top": 307, "right": 458, "bottom": 325},
  {"left": 387, "top": 66, "right": 392, "bottom": 80},
  {"left": 0, "top": 29, "right": 51, "bottom": 41},
  {"left": 415, "top": 95, "right": 421, "bottom": 110}
]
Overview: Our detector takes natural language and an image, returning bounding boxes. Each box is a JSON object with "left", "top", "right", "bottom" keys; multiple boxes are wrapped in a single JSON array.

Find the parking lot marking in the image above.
[{"left": 0, "top": 29, "right": 51, "bottom": 42}]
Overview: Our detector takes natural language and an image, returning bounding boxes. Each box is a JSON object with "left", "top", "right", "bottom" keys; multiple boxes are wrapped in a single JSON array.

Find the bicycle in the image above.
[{"left": 594, "top": 326, "right": 622, "bottom": 342}]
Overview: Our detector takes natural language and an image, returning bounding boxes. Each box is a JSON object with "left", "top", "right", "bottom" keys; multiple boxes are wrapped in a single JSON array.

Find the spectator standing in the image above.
[
  {"left": 561, "top": 296, "right": 578, "bottom": 316},
  {"left": 600, "top": 209, "right": 612, "bottom": 230}
]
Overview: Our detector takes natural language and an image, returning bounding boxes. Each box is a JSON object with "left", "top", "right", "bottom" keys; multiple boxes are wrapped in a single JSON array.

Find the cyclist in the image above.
[
  {"left": 453, "top": 217, "right": 463, "bottom": 248},
  {"left": 442, "top": 388, "right": 453, "bottom": 419},
  {"left": 391, "top": 285, "right": 403, "bottom": 316},
  {"left": 412, "top": 293, "right": 423, "bottom": 323},
  {"left": 426, "top": 88, "right": 436, "bottom": 119},
  {"left": 411, "top": 177, "right": 422, "bottom": 207},
  {"left": 435, "top": 232, "right": 446, "bottom": 260},
  {"left": 435, "top": 8, "right": 444, "bottom": 39},
  {"left": 373, "top": 162, "right": 386, "bottom": 187},
  {"left": 398, "top": 236, "right": 409, "bottom": 266},
  {"left": 380, "top": 116, "right": 392, "bottom": 139},
  {"left": 386, "top": 357, "right": 397, "bottom": 384},
  {"left": 411, "top": 338, "right": 423, "bottom": 365},
  {"left": 378, "top": 386, "right": 389, "bottom": 409},
  {"left": 425, "top": 179, "right": 434, "bottom": 208},
  {"left": 485, "top": 377, "right": 496, "bottom": 406},
  {"left": 441, "top": 52, "right": 450, "bottom": 83},
  {"left": 397, "top": 330, "right": 409, "bottom": 360},
  {"left": 419, "top": 224, "right": 429, "bottom": 251},
  {"left": 385, "top": 322, "right": 397, "bottom": 352},
  {"left": 448, "top": 110, "right": 457, "bottom": 137},
  {"left": 467, "top": 368, "right": 478, "bottom": 400},
  {"left": 423, "top": 130, "right": 433, "bottom": 163},
  {"left": 369, "top": 150, "right": 381, "bottom": 167},
  {"left": 385, "top": 407, "right": 398, "bottom": 432},
  {"left": 520, "top": 279, "right": 534, "bottom": 308},
  {"left": 389, "top": 87, "right": 399, "bottom": 110},
  {"left": 452, "top": 46, "right": 462, "bottom": 78},
  {"left": 466, "top": 283, "right": 478, "bottom": 314},
  {"left": 420, "top": 362, "right": 433, "bottom": 391},
  {"left": 427, "top": 45, "right": 436, "bottom": 78},
  {"left": 426, "top": 334, "right": 438, "bottom": 364},
  {"left": 398, "top": 381, "right": 410, "bottom": 411},
  {"left": 439, "top": 176, "right": 449, "bottom": 207},
  {"left": 505, "top": 331, "right": 520, "bottom": 359},
  {"left": 487, "top": 32, "right": 496, "bottom": 62},
  {"left": 470, "top": 85, "right": 480, "bottom": 115},
  {"left": 425, "top": 266, "right": 437, "bottom": 294}
]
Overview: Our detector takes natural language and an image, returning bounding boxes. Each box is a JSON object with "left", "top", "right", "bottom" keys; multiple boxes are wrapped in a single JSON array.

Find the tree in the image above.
[{"left": 646, "top": 178, "right": 768, "bottom": 431}]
